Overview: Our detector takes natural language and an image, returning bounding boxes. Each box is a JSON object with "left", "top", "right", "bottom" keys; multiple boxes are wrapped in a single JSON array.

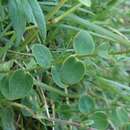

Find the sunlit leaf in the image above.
[
  {"left": 73, "top": 31, "right": 95, "bottom": 55},
  {"left": 0, "top": 60, "right": 13, "bottom": 72}
]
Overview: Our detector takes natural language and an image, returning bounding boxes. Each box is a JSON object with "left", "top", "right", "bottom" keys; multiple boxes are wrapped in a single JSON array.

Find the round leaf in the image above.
[
  {"left": 90, "top": 112, "right": 109, "bottom": 130},
  {"left": 0, "top": 70, "right": 33, "bottom": 100},
  {"left": 61, "top": 56, "right": 85, "bottom": 85},
  {"left": 73, "top": 31, "right": 95, "bottom": 55},
  {"left": 32, "top": 44, "right": 53, "bottom": 69},
  {"left": 109, "top": 108, "right": 129, "bottom": 128},
  {"left": 79, "top": 95, "right": 95, "bottom": 113},
  {"left": 51, "top": 65, "right": 68, "bottom": 88}
]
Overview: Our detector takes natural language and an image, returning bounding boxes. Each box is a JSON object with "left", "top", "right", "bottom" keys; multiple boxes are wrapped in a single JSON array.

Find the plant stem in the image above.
[
  {"left": 10, "top": 102, "right": 82, "bottom": 128},
  {"left": 7, "top": 49, "right": 33, "bottom": 57},
  {"left": 76, "top": 49, "right": 130, "bottom": 58},
  {"left": 52, "top": 3, "right": 82, "bottom": 23},
  {"left": 0, "top": 23, "right": 12, "bottom": 39},
  {"left": 33, "top": 79, "right": 79, "bottom": 98},
  {"left": 4, "top": 25, "right": 37, "bottom": 36},
  {"left": 110, "top": 49, "right": 130, "bottom": 55},
  {"left": 46, "top": 0, "right": 68, "bottom": 20},
  {"left": 44, "top": 117, "right": 81, "bottom": 128},
  {"left": 36, "top": 76, "right": 51, "bottom": 118},
  {"left": 10, "top": 102, "right": 35, "bottom": 117}
]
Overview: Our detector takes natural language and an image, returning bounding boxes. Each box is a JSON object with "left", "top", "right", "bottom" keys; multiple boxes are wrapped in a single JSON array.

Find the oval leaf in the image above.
[
  {"left": 51, "top": 65, "right": 67, "bottom": 88},
  {"left": 32, "top": 44, "right": 53, "bottom": 69},
  {"left": 73, "top": 31, "right": 95, "bottom": 55},
  {"left": 90, "top": 112, "right": 109, "bottom": 130},
  {"left": 61, "top": 56, "right": 85, "bottom": 85},
  {"left": 8, "top": 0, "right": 26, "bottom": 46},
  {"left": 22, "top": 0, "right": 35, "bottom": 23},
  {"left": 79, "top": 95, "right": 95, "bottom": 113},
  {"left": 0, "top": 70, "right": 33, "bottom": 100},
  {"left": 0, "top": 108, "right": 16, "bottom": 130},
  {"left": 109, "top": 107, "right": 129, "bottom": 128},
  {"left": 28, "top": 0, "right": 46, "bottom": 40}
]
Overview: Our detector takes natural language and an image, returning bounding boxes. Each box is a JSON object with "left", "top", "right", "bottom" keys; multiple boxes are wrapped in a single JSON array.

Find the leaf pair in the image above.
[
  {"left": 51, "top": 31, "right": 95, "bottom": 86},
  {"left": 32, "top": 30, "right": 95, "bottom": 86},
  {"left": 79, "top": 95, "right": 108, "bottom": 130},
  {"left": 8, "top": 0, "right": 46, "bottom": 46},
  {"left": 61, "top": 31, "right": 95, "bottom": 84}
]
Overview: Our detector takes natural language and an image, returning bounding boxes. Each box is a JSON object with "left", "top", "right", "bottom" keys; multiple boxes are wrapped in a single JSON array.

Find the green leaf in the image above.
[
  {"left": 0, "top": 60, "right": 13, "bottom": 72},
  {"left": 61, "top": 56, "right": 85, "bottom": 85},
  {"left": 51, "top": 65, "right": 68, "bottom": 88},
  {"left": 0, "top": 107, "right": 16, "bottom": 130},
  {"left": 109, "top": 109, "right": 120, "bottom": 128},
  {"left": 96, "top": 43, "right": 109, "bottom": 58},
  {"left": 79, "top": 0, "right": 91, "bottom": 7},
  {"left": 25, "top": 58, "right": 37, "bottom": 70},
  {"left": 70, "top": 15, "right": 129, "bottom": 46},
  {"left": 57, "top": 104, "right": 73, "bottom": 119},
  {"left": 22, "top": 0, "right": 35, "bottom": 23},
  {"left": 96, "top": 77, "right": 123, "bottom": 95},
  {"left": 73, "top": 31, "right": 95, "bottom": 55},
  {"left": 90, "top": 112, "right": 109, "bottom": 130},
  {"left": 79, "top": 95, "right": 95, "bottom": 113},
  {"left": 109, "top": 108, "right": 129, "bottom": 128},
  {"left": 28, "top": 0, "right": 46, "bottom": 40},
  {"left": 97, "top": 77, "right": 130, "bottom": 92},
  {"left": 8, "top": 0, "right": 26, "bottom": 46},
  {"left": 0, "top": 70, "right": 33, "bottom": 100},
  {"left": 116, "top": 108, "right": 129, "bottom": 124},
  {"left": 32, "top": 44, "right": 53, "bottom": 69}
]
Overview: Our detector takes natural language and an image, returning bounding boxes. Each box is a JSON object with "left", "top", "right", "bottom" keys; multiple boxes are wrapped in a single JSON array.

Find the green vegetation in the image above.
[{"left": 0, "top": 0, "right": 130, "bottom": 129}]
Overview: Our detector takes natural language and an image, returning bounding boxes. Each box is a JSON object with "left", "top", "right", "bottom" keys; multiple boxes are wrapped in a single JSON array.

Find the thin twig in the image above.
[
  {"left": 52, "top": 3, "right": 82, "bottom": 23},
  {"left": 46, "top": 0, "right": 68, "bottom": 20},
  {"left": 44, "top": 117, "right": 81, "bottom": 128},
  {"left": 34, "top": 79, "right": 79, "bottom": 98},
  {"left": 4, "top": 25, "right": 37, "bottom": 36},
  {"left": 10, "top": 102, "right": 82, "bottom": 128}
]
